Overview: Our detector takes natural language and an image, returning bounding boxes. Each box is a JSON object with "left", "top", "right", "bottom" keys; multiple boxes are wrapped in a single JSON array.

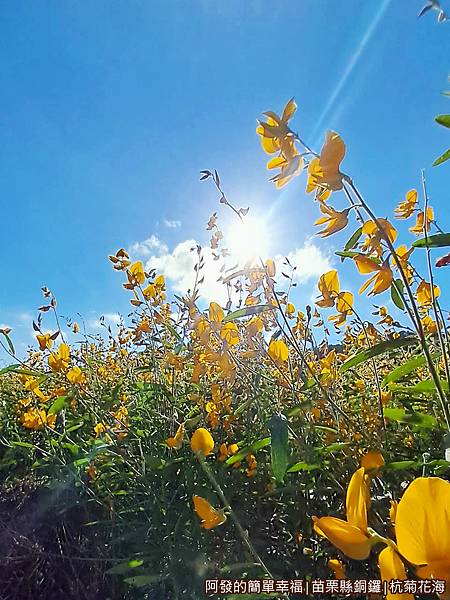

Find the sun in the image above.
[{"left": 226, "top": 217, "right": 270, "bottom": 265}]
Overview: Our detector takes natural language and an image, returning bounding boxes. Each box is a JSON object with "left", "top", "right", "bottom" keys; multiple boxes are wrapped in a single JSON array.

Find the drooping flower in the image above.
[
  {"left": 313, "top": 467, "right": 374, "bottom": 560},
  {"left": 394, "top": 189, "right": 417, "bottom": 219},
  {"left": 314, "top": 203, "right": 350, "bottom": 237},
  {"left": 316, "top": 270, "right": 340, "bottom": 308},
  {"left": 307, "top": 131, "right": 346, "bottom": 196},
  {"left": 48, "top": 343, "right": 70, "bottom": 373},
  {"left": 354, "top": 255, "right": 393, "bottom": 296},
  {"left": 190, "top": 427, "right": 215, "bottom": 457},
  {"left": 192, "top": 495, "right": 226, "bottom": 530},
  {"left": 165, "top": 423, "right": 185, "bottom": 450},
  {"left": 416, "top": 280, "right": 440, "bottom": 308},
  {"left": 256, "top": 98, "right": 297, "bottom": 155},
  {"left": 409, "top": 207, "right": 434, "bottom": 235},
  {"left": 268, "top": 339, "right": 289, "bottom": 364}
]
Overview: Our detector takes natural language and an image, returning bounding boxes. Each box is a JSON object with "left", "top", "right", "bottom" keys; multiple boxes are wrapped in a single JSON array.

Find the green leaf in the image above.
[
  {"left": 433, "top": 148, "right": 450, "bottom": 166},
  {"left": 436, "top": 114, "right": 450, "bottom": 128},
  {"left": 11, "top": 441, "right": 36, "bottom": 449},
  {"left": 222, "top": 304, "right": 273, "bottom": 323},
  {"left": 343, "top": 227, "right": 363, "bottom": 251},
  {"left": 0, "top": 363, "right": 21, "bottom": 375},
  {"left": 385, "top": 460, "right": 419, "bottom": 470},
  {"left": 413, "top": 233, "right": 450, "bottom": 248},
  {"left": 48, "top": 396, "right": 67, "bottom": 415},
  {"left": 0, "top": 331, "right": 15, "bottom": 355},
  {"left": 340, "top": 337, "right": 418, "bottom": 372},
  {"left": 335, "top": 250, "right": 359, "bottom": 261},
  {"left": 383, "top": 408, "right": 437, "bottom": 428},
  {"left": 286, "top": 461, "right": 321, "bottom": 473},
  {"left": 388, "top": 379, "right": 448, "bottom": 395},
  {"left": 391, "top": 279, "right": 405, "bottom": 311},
  {"left": 225, "top": 437, "right": 270, "bottom": 466},
  {"left": 382, "top": 353, "right": 439, "bottom": 386},
  {"left": 269, "top": 414, "right": 289, "bottom": 484},
  {"left": 322, "top": 442, "right": 352, "bottom": 453}
]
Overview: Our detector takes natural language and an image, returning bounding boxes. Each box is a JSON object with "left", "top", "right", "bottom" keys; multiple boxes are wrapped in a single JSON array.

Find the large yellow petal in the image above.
[
  {"left": 378, "top": 546, "right": 414, "bottom": 600},
  {"left": 396, "top": 477, "right": 450, "bottom": 566},
  {"left": 313, "top": 516, "right": 372, "bottom": 560},
  {"left": 346, "top": 467, "right": 368, "bottom": 531}
]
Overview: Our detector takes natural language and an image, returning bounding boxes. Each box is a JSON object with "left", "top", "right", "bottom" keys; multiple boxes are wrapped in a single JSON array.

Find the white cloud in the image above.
[
  {"left": 275, "top": 240, "right": 332, "bottom": 283},
  {"left": 129, "top": 233, "right": 331, "bottom": 307},
  {"left": 129, "top": 235, "right": 168, "bottom": 258},
  {"left": 143, "top": 237, "right": 230, "bottom": 304},
  {"left": 163, "top": 218, "right": 182, "bottom": 229}
]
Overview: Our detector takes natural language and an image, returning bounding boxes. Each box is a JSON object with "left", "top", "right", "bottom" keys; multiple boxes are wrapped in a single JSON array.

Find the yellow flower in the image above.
[
  {"left": 268, "top": 150, "right": 303, "bottom": 189},
  {"left": 308, "top": 131, "right": 346, "bottom": 195},
  {"left": 395, "top": 477, "right": 450, "bottom": 594},
  {"left": 165, "top": 423, "right": 185, "bottom": 450},
  {"left": 128, "top": 261, "right": 146, "bottom": 285},
  {"left": 21, "top": 408, "right": 56, "bottom": 430},
  {"left": 394, "top": 189, "right": 417, "bottom": 219},
  {"left": 190, "top": 427, "right": 215, "bottom": 456},
  {"left": 329, "top": 291, "right": 354, "bottom": 327},
  {"left": 94, "top": 422, "right": 106, "bottom": 437},
  {"left": 219, "top": 322, "right": 239, "bottom": 346},
  {"left": 361, "top": 219, "right": 397, "bottom": 256},
  {"left": 316, "top": 270, "right": 340, "bottom": 308},
  {"left": 218, "top": 443, "right": 239, "bottom": 462},
  {"left": 192, "top": 495, "right": 226, "bottom": 529},
  {"left": 416, "top": 280, "right": 440, "bottom": 308},
  {"left": 409, "top": 207, "right": 434, "bottom": 235},
  {"left": 36, "top": 332, "right": 54, "bottom": 351},
  {"left": 313, "top": 467, "right": 374, "bottom": 560},
  {"left": 267, "top": 339, "right": 289, "bottom": 364},
  {"left": 354, "top": 255, "right": 393, "bottom": 296},
  {"left": 327, "top": 558, "right": 346, "bottom": 580},
  {"left": 66, "top": 366, "right": 86, "bottom": 385},
  {"left": 314, "top": 203, "right": 350, "bottom": 237},
  {"left": 48, "top": 343, "right": 70, "bottom": 372},
  {"left": 306, "top": 158, "right": 331, "bottom": 201},
  {"left": 422, "top": 314, "right": 438, "bottom": 334},
  {"left": 256, "top": 98, "right": 297, "bottom": 155}
]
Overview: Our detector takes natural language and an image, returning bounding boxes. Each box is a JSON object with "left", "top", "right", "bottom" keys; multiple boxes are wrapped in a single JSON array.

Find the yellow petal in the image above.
[
  {"left": 354, "top": 254, "right": 379, "bottom": 274},
  {"left": 396, "top": 477, "right": 450, "bottom": 567},
  {"left": 282, "top": 97, "right": 297, "bottom": 122},
  {"left": 346, "top": 467, "right": 368, "bottom": 531},
  {"left": 313, "top": 516, "right": 372, "bottom": 560},
  {"left": 361, "top": 450, "right": 385, "bottom": 472},
  {"left": 378, "top": 546, "right": 414, "bottom": 600},
  {"left": 193, "top": 495, "right": 226, "bottom": 529}
]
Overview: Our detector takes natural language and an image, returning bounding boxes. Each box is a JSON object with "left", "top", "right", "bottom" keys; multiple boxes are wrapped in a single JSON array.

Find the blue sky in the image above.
[{"left": 1, "top": 0, "right": 449, "bottom": 360}]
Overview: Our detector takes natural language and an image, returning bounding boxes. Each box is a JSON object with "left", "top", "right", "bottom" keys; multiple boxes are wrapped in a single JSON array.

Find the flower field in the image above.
[{"left": 1, "top": 97, "right": 450, "bottom": 600}]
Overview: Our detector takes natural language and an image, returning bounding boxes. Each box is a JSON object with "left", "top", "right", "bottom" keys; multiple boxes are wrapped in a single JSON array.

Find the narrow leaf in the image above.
[
  {"left": 340, "top": 337, "right": 418, "bottom": 372},
  {"left": 413, "top": 233, "right": 450, "bottom": 248},
  {"left": 222, "top": 304, "right": 273, "bottom": 323},
  {"left": 269, "top": 414, "right": 289, "bottom": 484}
]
